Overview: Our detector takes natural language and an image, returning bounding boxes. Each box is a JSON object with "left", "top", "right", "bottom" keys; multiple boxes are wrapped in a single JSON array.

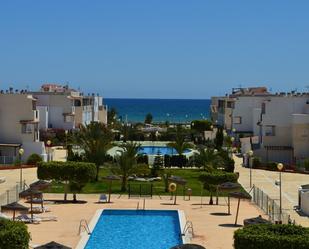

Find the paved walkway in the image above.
[
  {"left": 0, "top": 168, "right": 38, "bottom": 194},
  {"left": 26, "top": 194, "right": 263, "bottom": 249},
  {"left": 234, "top": 155, "right": 309, "bottom": 226}
]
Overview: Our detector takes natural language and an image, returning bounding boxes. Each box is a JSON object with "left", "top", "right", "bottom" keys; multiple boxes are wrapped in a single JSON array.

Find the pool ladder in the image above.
[
  {"left": 78, "top": 219, "right": 91, "bottom": 235},
  {"left": 136, "top": 198, "right": 146, "bottom": 210},
  {"left": 182, "top": 220, "right": 194, "bottom": 238}
]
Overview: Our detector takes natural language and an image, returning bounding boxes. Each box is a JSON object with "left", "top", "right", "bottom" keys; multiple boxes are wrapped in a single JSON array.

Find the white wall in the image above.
[
  {"left": 37, "top": 106, "right": 48, "bottom": 130},
  {"left": 22, "top": 141, "right": 46, "bottom": 161},
  {"left": 300, "top": 190, "right": 309, "bottom": 216},
  {"left": 233, "top": 96, "right": 267, "bottom": 133}
]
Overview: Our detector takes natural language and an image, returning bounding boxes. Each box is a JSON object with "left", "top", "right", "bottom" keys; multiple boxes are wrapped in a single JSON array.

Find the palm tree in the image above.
[
  {"left": 195, "top": 146, "right": 225, "bottom": 204},
  {"left": 112, "top": 142, "right": 140, "bottom": 192},
  {"left": 167, "top": 125, "right": 193, "bottom": 156},
  {"left": 194, "top": 147, "right": 221, "bottom": 172},
  {"left": 75, "top": 122, "right": 113, "bottom": 181}
]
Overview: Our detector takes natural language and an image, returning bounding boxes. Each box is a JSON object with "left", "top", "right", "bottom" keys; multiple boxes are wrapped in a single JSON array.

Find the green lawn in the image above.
[{"left": 45, "top": 168, "right": 245, "bottom": 197}]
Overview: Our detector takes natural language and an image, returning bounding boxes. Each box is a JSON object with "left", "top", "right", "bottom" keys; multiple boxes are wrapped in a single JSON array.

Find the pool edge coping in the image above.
[{"left": 75, "top": 209, "right": 188, "bottom": 249}]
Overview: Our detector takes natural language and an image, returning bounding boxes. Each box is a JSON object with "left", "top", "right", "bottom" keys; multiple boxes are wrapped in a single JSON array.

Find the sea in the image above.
[{"left": 104, "top": 98, "right": 211, "bottom": 123}]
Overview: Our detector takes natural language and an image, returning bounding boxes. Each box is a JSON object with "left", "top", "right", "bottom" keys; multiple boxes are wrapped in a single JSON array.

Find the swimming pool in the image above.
[
  {"left": 138, "top": 146, "right": 191, "bottom": 155},
  {"left": 81, "top": 210, "right": 184, "bottom": 249}
]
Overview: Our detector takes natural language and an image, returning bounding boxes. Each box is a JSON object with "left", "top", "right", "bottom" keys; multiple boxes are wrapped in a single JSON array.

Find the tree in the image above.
[
  {"left": 214, "top": 127, "right": 224, "bottom": 149},
  {"left": 107, "top": 107, "right": 117, "bottom": 126},
  {"left": 167, "top": 125, "right": 193, "bottom": 156},
  {"left": 151, "top": 152, "right": 164, "bottom": 177},
  {"left": 199, "top": 171, "right": 238, "bottom": 205},
  {"left": 37, "top": 161, "right": 96, "bottom": 201},
  {"left": 191, "top": 120, "right": 212, "bottom": 133},
  {"left": 112, "top": 142, "right": 141, "bottom": 192},
  {"left": 0, "top": 219, "right": 30, "bottom": 249},
  {"left": 75, "top": 122, "right": 113, "bottom": 181},
  {"left": 145, "top": 113, "right": 153, "bottom": 124}
]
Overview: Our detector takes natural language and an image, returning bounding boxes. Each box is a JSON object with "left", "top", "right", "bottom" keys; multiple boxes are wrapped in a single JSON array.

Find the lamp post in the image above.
[
  {"left": 18, "top": 148, "right": 24, "bottom": 190},
  {"left": 247, "top": 150, "right": 254, "bottom": 188},
  {"left": 65, "top": 130, "right": 68, "bottom": 148},
  {"left": 46, "top": 140, "right": 51, "bottom": 162},
  {"left": 277, "top": 163, "right": 284, "bottom": 221}
]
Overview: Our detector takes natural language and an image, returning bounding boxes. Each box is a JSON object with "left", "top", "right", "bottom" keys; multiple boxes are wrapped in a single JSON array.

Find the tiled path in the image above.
[{"left": 234, "top": 155, "right": 309, "bottom": 226}]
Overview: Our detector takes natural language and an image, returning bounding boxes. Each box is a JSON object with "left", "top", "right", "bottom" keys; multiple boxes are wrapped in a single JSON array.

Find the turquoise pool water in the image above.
[
  {"left": 138, "top": 146, "right": 191, "bottom": 155},
  {"left": 84, "top": 210, "right": 183, "bottom": 249}
]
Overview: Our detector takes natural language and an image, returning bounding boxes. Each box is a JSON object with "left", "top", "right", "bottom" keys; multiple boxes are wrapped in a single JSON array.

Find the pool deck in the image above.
[{"left": 26, "top": 193, "right": 264, "bottom": 249}]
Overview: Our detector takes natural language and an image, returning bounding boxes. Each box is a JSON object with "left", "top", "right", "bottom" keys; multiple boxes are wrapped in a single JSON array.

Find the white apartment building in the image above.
[
  {"left": 0, "top": 92, "right": 46, "bottom": 163},
  {"left": 211, "top": 87, "right": 269, "bottom": 132},
  {"left": 210, "top": 96, "right": 234, "bottom": 131},
  {"left": 232, "top": 95, "right": 270, "bottom": 135},
  {"left": 254, "top": 93, "right": 309, "bottom": 164},
  {"left": 31, "top": 84, "right": 107, "bottom": 130}
]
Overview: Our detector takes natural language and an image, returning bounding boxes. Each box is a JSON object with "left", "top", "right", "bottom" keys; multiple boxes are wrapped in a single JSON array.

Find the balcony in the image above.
[{"left": 63, "top": 106, "right": 75, "bottom": 116}]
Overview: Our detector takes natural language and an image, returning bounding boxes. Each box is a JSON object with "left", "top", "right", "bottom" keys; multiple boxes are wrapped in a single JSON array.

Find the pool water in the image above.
[
  {"left": 84, "top": 210, "right": 183, "bottom": 249},
  {"left": 138, "top": 146, "right": 190, "bottom": 155}
]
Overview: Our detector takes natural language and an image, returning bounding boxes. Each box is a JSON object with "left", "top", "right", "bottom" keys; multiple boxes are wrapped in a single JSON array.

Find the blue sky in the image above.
[{"left": 1, "top": 1, "right": 309, "bottom": 98}]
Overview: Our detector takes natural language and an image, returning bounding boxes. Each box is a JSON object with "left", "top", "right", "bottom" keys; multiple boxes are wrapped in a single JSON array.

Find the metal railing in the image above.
[
  {"left": 0, "top": 156, "right": 16, "bottom": 165},
  {"left": 78, "top": 219, "right": 91, "bottom": 235},
  {"left": 252, "top": 185, "right": 292, "bottom": 224},
  {"left": 0, "top": 182, "right": 25, "bottom": 206},
  {"left": 182, "top": 220, "right": 194, "bottom": 238}
]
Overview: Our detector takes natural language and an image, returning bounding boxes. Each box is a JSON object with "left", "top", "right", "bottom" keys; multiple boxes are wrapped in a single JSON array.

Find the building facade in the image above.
[
  {"left": 31, "top": 84, "right": 108, "bottom": 130},
  {"left": 0, "top": 92, "right": 46, "bottom": 162}
]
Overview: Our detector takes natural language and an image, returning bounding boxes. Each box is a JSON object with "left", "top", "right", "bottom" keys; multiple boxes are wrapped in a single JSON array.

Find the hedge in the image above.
[
  {"left": 37, "top": 161, "right": 96, "bottom": 200},
  {"left": 234, "top": 224, "right": 309, "bottom": 249},
  {"left": 164, "top": 155, "right": 188, "bottom": 168},
  {"left": 0, "top": 218, "right": 30, "bottom": 249},
  {"left": 199, "top": 171, "right": 238, "bottom": 186},
  {"left": 37, "top": 161, "right": 96, "bottom": 183}
]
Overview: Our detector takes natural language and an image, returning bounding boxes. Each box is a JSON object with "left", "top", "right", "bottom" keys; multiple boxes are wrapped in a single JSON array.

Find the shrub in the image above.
[
  {"left": 170, "top": 155, "right": 187, "bottom": 168},
  {"left": 26, "top": 153, "right": 42, "bottom": 165},
  {"left": 137, "top": 155, "right": 148, "bottom": 164},
  {"left": 164, "top": 155, "right": 171, "bottom": 167},
  {"left": 0, "top": 219, "right": 30, "bottom": 249},
  {"left": 234, "top": 224, "right": 309, "bottom": 249},
  {"left": 252, "top": 157, "right": 261, "bottom": 168},
  {"left": 304, "top": 159, "right": 309, "bottom": 171},
  {"left": 266, "top": 162, "right": 278, "bottom": 171},
  {"left": 163, "top": 155, "right": 187, "bottom": 168}
]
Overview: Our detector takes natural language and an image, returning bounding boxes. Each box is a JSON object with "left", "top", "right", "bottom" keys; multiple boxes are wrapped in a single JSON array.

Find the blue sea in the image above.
[{"left": 104, "top": 98, "right": 211, "bottom": 123}]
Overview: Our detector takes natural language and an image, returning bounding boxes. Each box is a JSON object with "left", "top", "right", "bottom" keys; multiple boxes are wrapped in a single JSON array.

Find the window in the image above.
[
  {"left": 227, "top": 101, "right": 234, "bottom": 108},
  {"left": 218, "top": 100, "right": 225, "bottom": 108},
  {"left": 265, "top": 125, "right": 276, "bottom": 136},
  {"left": 234, "top": 116, "right": 242, "bottom": 124},
  {"left": 21, "top": 124, "right": 32, "bottom": 134},
  {"left": 64, "top": 115, "right": 74, "bottom": 123},
  {"left": 74, "top": 100, "right": 81, "bottom": 106}
]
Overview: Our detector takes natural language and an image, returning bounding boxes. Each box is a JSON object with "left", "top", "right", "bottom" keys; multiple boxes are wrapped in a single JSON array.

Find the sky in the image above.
[{"left": 1, "top": 1, "right": 309, "bottom": 99}]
